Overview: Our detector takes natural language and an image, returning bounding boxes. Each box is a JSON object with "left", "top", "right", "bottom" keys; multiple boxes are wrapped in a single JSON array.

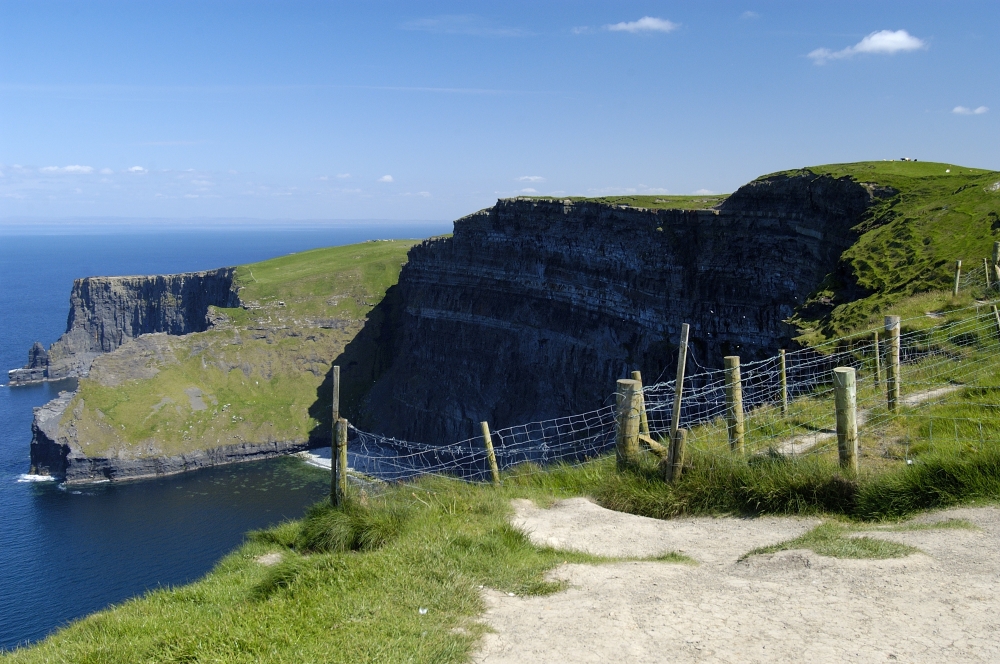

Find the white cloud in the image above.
[
  {"left": 571, "top": 26, "right": 594, "bottom": 35},
  {"left": 336, "top": 173, "right": 351, "bottom": 179},
  {"left": 693, "top": 189, "right": 715, "bottom": 195},
  {"left": 401, "top": 15, "right": 529, "bottom": 37},
  {"left": 417, "top": 191, "right": 430, "bottom": 197},
  {"left": 741, "top": 11, "right": 759, "bottom": 19},
  {"left": 953, "top": 106, "right": 989, "bottom": 115},
  {"left": 606, "top": 17, "right": 678, "bottom": 34},
  {"left": 808, "top": 29, "right": 926, "bottom": 64},
  {"left": 128, "top": 166, "right": 148, "bottom": 174},
  {"left": 519, "top": 188, "right": 539, "bottom": 194},
  {"left": 39, "top": 165, "right": 93, "bottom": 174},
  {"left": 517, "top": 175, "right": 545, "bottom": 182},
  {"left": 378, "top": 175, "right": 394, "bottom": 183},
  {"left": 99, "top": 168, "right": 113, "bottom": 174}
]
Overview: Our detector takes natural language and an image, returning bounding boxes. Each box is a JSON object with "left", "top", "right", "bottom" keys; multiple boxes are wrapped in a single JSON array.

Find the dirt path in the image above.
[
  {"left": 473, "top": 498, "right": 1000, "bottom": 663},
  {"left": 777, "top": 384, "right": 963, "bottom": 455}
]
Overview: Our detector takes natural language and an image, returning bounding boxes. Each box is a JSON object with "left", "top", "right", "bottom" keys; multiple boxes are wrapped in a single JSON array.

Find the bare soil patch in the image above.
[{"left": 475, "top": 499, "right": 1000, "bottom": 663}]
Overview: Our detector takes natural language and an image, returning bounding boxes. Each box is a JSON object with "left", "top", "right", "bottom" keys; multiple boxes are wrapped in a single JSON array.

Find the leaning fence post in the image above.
[
  {"left": 873, "top": 331, "right": 882, "bottom": 388},
  {"left": 985, "top": 257, "right": 992, "bottom": 290},
  {"left": 480, "top": 421, "right": 501, "bottom": 485},
  {"left": 833, "top": 367, "right": 859, "bottom": 473},
  {"left": 630, "top": 371, "right": 650, "bottom": 436},
  {"left": 779, "top": 349, "right": 788, "bottom": 415},
  {"left": 953, "top": 260, "right": 962, "bottom": 297},
  {"left": 664, "top": 428, "right": 688, "bottom": 483},
  {"left": 992, "top": 305, "right": 1000, "bottom": 340},
  {"left": 332, "top": 417, "right": 348, "bottom": 506},
  {"left": 885, "top": 316, "right": 901, "bottom": 414},
  {"left": 615, "top": 378, "right": 643, "bottom": 469},
  {"left": 724, "top": 356, "right": 745, "bottom": 454},
  {"left": 671, "top": 323, "right": 690, "bottom": 437},
  {"left": 993, "top": 242, "right": 1000, "bottom": 286}
]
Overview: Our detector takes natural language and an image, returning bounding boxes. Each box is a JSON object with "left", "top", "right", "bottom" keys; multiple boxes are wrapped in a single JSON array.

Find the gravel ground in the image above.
[{"left": 474, "top": 498, "right": 1000, "bottom": 663}]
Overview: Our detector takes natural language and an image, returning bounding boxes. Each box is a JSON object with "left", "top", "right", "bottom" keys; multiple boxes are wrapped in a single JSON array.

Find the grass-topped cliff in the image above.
[{"left": 57, "top": 240, "right": 419, "bottom": 463}]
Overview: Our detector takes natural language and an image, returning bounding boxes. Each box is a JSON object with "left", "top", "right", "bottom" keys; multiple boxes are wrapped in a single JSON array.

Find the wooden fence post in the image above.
[
  {"left": 992, "top": 305, "right": 1000, "bottom": 339},
  {"left": 670, "top": 323, "right": 690, "bottom": 438},
  {"left": 833, "top": 367, "right": 859, "bottom": 473},
  {"left": 616, "top": 378, "right": 642, "bottom": 469},
  {"left": 985, "top": 257, "right": 992, "bottom": 290},
  {"left": 332, "top": 417, "right": 348, "bottom": 505},
  {"left": 480, "top": 421, "right": 501, "bottom": 485},
  {"left": 332, "top": 364, "right": 341, "bottom": 423},
  {"left": 873, "top": 331, "right": 882, "bottom": 388},
  {"left": 885, "top": 316, "right": 901, "bottom": 414},
  {"left": 993, "top": 241, "right": 1000, "bottom": 286},
  {"left": 953, "top": 260, "right": 962, "bottom": 297},
  {"left": 779, "top": 349, "right": 788, "bottom": 415},
  {"left": 724, "top": 356, "right": 745, "bottom": 454},
  {"left": 630, "top": 371, "right": 650, "bottom": 436},
  {"left": 664, "top": 428, "right": 688, "bottom": 483}
]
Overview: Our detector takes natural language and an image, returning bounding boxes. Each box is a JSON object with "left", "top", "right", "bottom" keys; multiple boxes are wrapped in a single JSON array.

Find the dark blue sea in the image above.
[{"left": 0, "top": 223, "right": 450, "bottom": 650}]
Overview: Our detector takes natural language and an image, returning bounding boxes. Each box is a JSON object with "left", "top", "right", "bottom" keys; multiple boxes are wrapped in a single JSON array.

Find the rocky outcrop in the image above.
[
  {"left": 357, "top": 172, "right": 887, "bottom": 444},
  {"left": 9, "top": 268, "right": 238, "bottom": 385}
]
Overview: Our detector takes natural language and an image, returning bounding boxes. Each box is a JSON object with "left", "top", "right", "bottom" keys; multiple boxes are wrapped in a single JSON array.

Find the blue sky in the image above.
[{"left": 0, "top": 1, "right": 996, "bottom": 222}]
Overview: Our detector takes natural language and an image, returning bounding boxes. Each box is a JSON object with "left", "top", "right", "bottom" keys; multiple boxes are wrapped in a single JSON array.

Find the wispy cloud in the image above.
[
  {"left": 39, "top": 165, "right": 93, "bottom": 174},
  {"left": 953, "top": 106, "right": 988, "bottom": 115},
  {"left": 693, "top": 189, "right": 715, "bottom": 195},
  {"left": 401, "top": 15, "right": 530, "bottom": 37},
  {"left": 808, "top": 29, "right": 926, "bottom": 64},
  {"left": 517, "top": 175, "right": 545, "bottom": 182},
  {"left": 519, "top": 188, "right": 539, "bottom": 194},
  {"left": 99, "top": 168, "right": 113, "bottom": 175},
  {"left": 571, "top": 26, "right": 594, "bottom": 35},
  {"left": 741, "top": 11, "right": 759, "bottom": 19},
  {"left": 606, "top": 17, "right": 679, "bottom": 34},
  {"left": 336, "top": 173, "right": 351, "bottom": 179},
  {"left": 378, "top": 175, "right": 394, "bottom": 183},
  {"left": 128, "top": 166, "right": 148, "bottom": 174}
]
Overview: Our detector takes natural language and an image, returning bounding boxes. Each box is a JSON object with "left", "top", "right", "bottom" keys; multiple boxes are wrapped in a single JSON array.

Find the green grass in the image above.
[
  {"left": 519, "top": 194, "right": 728, "bottom": 210},
  {"left": 740, "top": 522, "right": 919, "bottom": 560},
  {"left": 60, "top": 240, "right": 419, "bottom": 457},
  {"left": 2, "top": 473, "right": 690, "bottom": 663}
]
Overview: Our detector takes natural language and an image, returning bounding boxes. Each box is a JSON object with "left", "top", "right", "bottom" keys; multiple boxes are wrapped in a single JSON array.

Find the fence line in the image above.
[{"left": 339, "top": 299, "right": 1000, "bottom": 485}]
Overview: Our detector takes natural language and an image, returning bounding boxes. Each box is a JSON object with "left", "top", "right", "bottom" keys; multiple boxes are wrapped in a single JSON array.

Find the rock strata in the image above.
[
  {"left": 8, "top": 268, "right": 238, "bottom": 385},
  {"left": 359, "top": 172, "right": 886, "bottom": 443}
]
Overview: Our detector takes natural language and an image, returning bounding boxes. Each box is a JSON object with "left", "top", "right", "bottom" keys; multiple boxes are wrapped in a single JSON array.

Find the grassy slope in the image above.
[
  {"left": 521, "top": 194, "right": 728, "bottom": 210},
  {"left": 785, "top": 161, "right": 1000, "bottom": 338},
  {"left": 63, "top": 240, "right": 419, "bottom": 458}
]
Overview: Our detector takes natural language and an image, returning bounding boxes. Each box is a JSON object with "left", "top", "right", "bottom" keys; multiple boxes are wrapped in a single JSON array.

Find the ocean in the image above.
[{"left": 0, "top": 223, "right": 450, "bottom": 650}]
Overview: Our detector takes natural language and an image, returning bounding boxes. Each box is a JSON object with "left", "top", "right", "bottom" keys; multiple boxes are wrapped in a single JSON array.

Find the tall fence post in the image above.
[
  {"left": 779, "top": 349, "right": 788, "bottom": 415},
  {"left": 953, "top": 260, "right": 962, "bottom": 297},
  {"left": 630, "top": 371, "right": 650, "bottom": 436},
  {"left": 993, "top": 241, "right": 1000, "bottom": 286},
  {"left": 873, "top": 331, "right": 882, "bottom": 388},
  {"left": 332, "top": 364, "right": 340, "bottom": 424},
  {"left": 665, "top": 428, "right": 688, "bottom": 483},
  {"left": 670, "top": 323, "right": 690, "bottom": 437},
  {"left": 724, "top": 356, "right": 745, "bottom": 454},
  {"left": 992, "top": 305, "right": 1000, "bottom": 339},
  {"left": 833, "top": 367, "right": 859, "bottom": 473},
  {"left": 616, "top": 378, "right": 642, "bottom": 469},
  {"left": 332, "top": 417, "right": 348, "bottom": 506},
  {"left": 886, "top": 316, "right": 901, "bottom": 414},
  {"left": 985, "top": 257, "right": 992, "bottom": 290},
  {"left": 480, "top": 421, "right": 501, "bottom": 485}
]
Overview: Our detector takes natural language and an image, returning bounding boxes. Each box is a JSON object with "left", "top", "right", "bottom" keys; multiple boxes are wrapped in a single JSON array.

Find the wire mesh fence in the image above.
[{"left": 341, "top": 300, "right": 1000, "bottom": 485}]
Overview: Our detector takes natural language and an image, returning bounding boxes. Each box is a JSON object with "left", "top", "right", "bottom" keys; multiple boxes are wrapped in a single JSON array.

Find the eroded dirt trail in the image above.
[{"left": 474, "top": 499, "right": 1000, "bottom": 663}]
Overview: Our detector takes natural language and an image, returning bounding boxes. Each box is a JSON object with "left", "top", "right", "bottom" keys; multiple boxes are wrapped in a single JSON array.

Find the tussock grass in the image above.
[{"left": 741, "top": 522, "right": 919, "bottom": 560}]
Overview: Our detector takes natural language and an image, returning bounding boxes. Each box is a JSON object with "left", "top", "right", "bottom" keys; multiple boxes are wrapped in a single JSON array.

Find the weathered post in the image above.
[
  {"left": 779, "top": 349, "right": 788, "bottom": 415},
  {"left": 985, "top": 257, "right": 992, "bottom": 289},
  {"left": 664, "top": 428, "right": 688, "bottom": 483},
  {"left": 992, "top": 305, "right": 1000, "bottom": 339},
  {"left": 886, "top": 316, "right": 901, "bottom": 414},
  {"left": 833, "top": 367, "right": 859, "bottom": 473},
  {"left": 630, "top": 371, "right": 650, "bottom": 436},
  {"left": 480, "top": 421, "right": 501, "bottom": 486},
  {"left": 615, "top": 378, "right": 642, "bottom": 469},
  {"left": 873, "top": 331, "right": 882, "bottom": 388},
  {"left": 953, "top": 260, "right": 962, "bottom": 297},
  {"left": 332, "top": 417, "right": 348, "bottom": 506},
  {"left": 332, "top": 364, "right": 340, "bottom": 423},
  {"left": 724, "top": 356, "right": 745, "bottom": 454},
  {"left": 671, "top": 323, "right": 691, "bottom": 437},
  {"left": 993, "top": 242, "right": 1000, "bottom": 285}
]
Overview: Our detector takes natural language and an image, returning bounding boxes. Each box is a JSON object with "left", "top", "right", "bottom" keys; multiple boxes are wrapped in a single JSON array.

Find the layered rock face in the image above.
[
  {"left": 359, "top": 173, "right": 883, "bottom": 443},
  {"left": 8, "top": 268, "right": 238, "bottom": 384}
]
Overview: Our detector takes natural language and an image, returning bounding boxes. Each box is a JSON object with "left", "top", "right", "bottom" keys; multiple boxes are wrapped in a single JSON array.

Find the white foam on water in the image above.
[
  {"left": 299, "top": 449, "right": 332, "bottom": 470},
  {"left": 16, "top": 474, "right": 56, "bottom": 483}
]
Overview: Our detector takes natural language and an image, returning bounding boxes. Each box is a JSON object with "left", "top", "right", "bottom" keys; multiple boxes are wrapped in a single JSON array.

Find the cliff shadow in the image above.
[{"left": 307, "top": 285, "right": 402, "bottom": 443}]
